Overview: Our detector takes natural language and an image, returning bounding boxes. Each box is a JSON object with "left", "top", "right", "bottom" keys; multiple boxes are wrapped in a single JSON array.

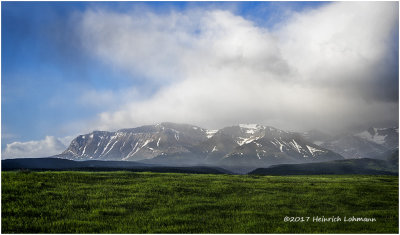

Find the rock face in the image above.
[
  {"left": 355, "top": 127, "right": 399, "bottom": 150},
  {"left": 61, "top": 123, "right": 208, "bottom": 161},
  {"left": 58, "top": 122, "right": 344, "bottom": 167},
  {"left": 302, "top": 127, "right": 399, "bottom": 159}
]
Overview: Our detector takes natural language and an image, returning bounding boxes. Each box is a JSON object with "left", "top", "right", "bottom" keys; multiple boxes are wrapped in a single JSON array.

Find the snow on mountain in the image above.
[
  {"left": 302, "top": 127, "right": 399, "bottom": 159},
  {"left": 206, "top": 129, "right": 218, "bottom": 138},
  {"left": 60, "top": 123, "right": 208, "bottom": 161},
  {"left": 221, "top": 129, "right": 342, "bottom": 167},
  {"left": 355, "top": 130, "right": 385, "bottom": 145},
  {"left": 320, "top": 134, "right": 387, "bottom": 159},
  {"left": 56, "top": 123, "right": 398, "bottom": 167},
  {"left": 181, "top": 124, "right": 343, "bottom": 167},
  {"left": 354, "top": 127, "right": 398, "bottom": 149},
  {"left": 56, "top": 122, "right": 344, "bottom": 167}
]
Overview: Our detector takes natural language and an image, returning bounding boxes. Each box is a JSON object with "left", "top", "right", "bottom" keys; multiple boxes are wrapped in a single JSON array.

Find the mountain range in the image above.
[
  {"left": 302, "top": 127, "right": 398, "bottom": 160},
  {"left": 53, "top": 122, "right": 398, "bottom": 170}
]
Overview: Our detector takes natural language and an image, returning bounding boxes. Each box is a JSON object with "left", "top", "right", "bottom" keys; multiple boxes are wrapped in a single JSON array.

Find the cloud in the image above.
[
  {"left": 75, "top": 2, "right": 398, "bottom": 133},
  {"left": 2, "top": 136, "right": 73, "bottom": 159}
]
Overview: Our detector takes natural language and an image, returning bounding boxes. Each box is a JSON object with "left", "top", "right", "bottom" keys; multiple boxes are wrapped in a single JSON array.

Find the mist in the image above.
[{"left": 73, "top": 2, "right": 398, "bottom": 134}]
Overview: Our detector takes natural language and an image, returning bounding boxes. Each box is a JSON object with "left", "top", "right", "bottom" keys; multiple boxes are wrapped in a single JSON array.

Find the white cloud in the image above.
[
  {"left": 2, "top": 136, "right": 73, "bottom": 159},
  {"left": 75, "top": 2, "right": 398, "bottom": 133},
  {"left": 57, "top": 136, "right": 75, "bottom": 147}
]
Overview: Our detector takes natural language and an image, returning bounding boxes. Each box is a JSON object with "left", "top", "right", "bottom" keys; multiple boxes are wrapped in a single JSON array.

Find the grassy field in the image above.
[{"left": 2, "top": 171, "right": 398, "bottom": 233}]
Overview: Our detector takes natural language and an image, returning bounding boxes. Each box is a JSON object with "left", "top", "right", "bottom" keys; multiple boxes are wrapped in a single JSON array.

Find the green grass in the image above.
[{"left": 2, "top": 171, "right": 398, "bottom": 233}]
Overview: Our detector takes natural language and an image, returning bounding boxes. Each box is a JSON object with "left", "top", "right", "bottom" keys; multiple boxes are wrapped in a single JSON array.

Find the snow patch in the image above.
[
  {"left": 124, "top": 142, "right": 139, "bottom": 160},
  {"left": 101, "top": 138, "right": 114, "bottom": 154},
  {"left": 82, "top": 145, "right": 87, "bottom": 155},
  {"left": 212, "top": 146, "right": 218, "bottom": 152},
  {"left": 355, "top": 130, "right": 386, "bottom": 145},
  {"left": 141, "top": 139, "right": 152, "bottom": 148},
  {"left": 291, "top": 140, "right": 302, "bottom": 153},
  {"left": 239, "top": 124, "right": 258, "bottom": 129},
  {"left": 306, "top": 145, "right": 325, "bottom": 157},
  {"left": 237, "top": 136, "right": 261, "bottom": 146},
  {"left": 313, "top": 141, "right": 324, "bottom": 146},
  {"left": 246, "top": 129, "right": 256, "bottom": 134},
  {"left": 104, "top": 140, "right": 118, "bottom": 155},
  {"left": 274, "top": 139, "right": 284, "bottom": 152},
  {"left": 206, "top": 130, "right": 218, "bottom": 138},
  {"left": 121, "top": 141, "right": 127, "bottom": 150}
]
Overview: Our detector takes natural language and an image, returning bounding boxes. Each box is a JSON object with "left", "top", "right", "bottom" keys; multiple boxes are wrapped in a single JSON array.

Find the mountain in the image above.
[
  {"left": 354, "top": 127, "right": 398, "bottom": 149},
  {"left": 249, "top": 158, "right": 398, "bottom": 175},
  {"left": 382, "top": 148, "right": 399, "bottom": 166},
  {"left": 6, "top": 123, "right": 397, "bottom": 174},
  {"left": 56, "top": 123, "right": 343, "bottom": 169},
  {"left": 302, "top": 127, "right": 398, "bottom": 159},
  {"left": 58, "top": 122, "right": 209, "bottom": 161},
  {"left": 320, "top": 134, "right": 388, "bottom": 159},
  {"left": 216, "top": 125, "right": 343, "bottom": 167}
]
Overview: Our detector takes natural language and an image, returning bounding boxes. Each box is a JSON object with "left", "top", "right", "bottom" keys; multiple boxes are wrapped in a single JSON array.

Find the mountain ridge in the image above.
[
  {"left": 249, "top": 158, "right": 398, "bottom": 175},
  {"left": 56, "top": 122, "right": 344, "bottom": 168},
  {"left": 302, "top": 126, "right": 398, "bottom": 159}
]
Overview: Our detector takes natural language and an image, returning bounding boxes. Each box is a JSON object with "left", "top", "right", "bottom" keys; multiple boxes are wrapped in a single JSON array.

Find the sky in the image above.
[{"left": 1, "top": 1, "right": 399, "bottom": 158}]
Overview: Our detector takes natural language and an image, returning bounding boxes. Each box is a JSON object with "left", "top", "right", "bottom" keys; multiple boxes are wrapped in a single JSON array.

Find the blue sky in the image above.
[
  {"left": 2, "top": 1, "right": 398, "bottom": 158},
  {"left": 3, "top": 2, "right": 133, "bottom": 144},
  {"left": 1, "top": 1, "right": 328, "bottom": 147}
]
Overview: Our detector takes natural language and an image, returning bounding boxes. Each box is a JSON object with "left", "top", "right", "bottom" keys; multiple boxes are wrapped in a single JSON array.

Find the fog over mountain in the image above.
[
  {"left": 55, "top": 123, "right": 344, "bottom": 168},
  {"left": 3, "top": 121, "right": 398, "bottom": 174},
  {"left": 77, "top": 2, "right": 398, "bottom": 133},
  {"left": 2, "top": 2, "right": 398, "bottom": 159},
  {"left": 302, "top": 127, "right": 399, "bottom": 160}
]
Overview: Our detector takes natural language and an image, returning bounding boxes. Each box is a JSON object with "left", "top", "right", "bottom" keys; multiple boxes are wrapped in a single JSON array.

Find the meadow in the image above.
[{"left": 2, "top": 171, "right": 398, "bottom": 233}]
